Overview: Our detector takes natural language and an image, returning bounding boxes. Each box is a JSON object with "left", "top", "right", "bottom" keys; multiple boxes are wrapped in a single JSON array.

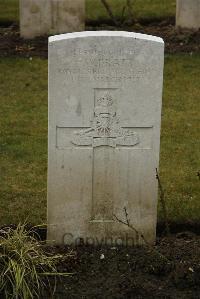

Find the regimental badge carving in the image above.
[{"left": 71, "top": 90, "right": 139, "bottom": 148}]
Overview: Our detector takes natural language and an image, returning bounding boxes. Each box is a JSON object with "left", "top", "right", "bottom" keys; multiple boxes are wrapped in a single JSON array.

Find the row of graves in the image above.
[{"left": 20, "top": 0, "right": 200, "bottom": 39}]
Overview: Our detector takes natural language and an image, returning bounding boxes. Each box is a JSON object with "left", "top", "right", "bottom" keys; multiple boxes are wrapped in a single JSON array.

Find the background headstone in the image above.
[
  {"left": 20, "top": 0, "right": 85, "bottom": 39},
  {"left": 48, "top": 31, "right": 164, "bottom": 246},
  {"left": 176, "top": 0, "right": 200, "bottom": 29}
]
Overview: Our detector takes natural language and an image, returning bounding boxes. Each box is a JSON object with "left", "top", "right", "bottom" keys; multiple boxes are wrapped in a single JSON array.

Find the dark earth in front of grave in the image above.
[
  {"left": 0, "top": 17, "right": 200, "bottom": 58},
  {"left": 41, "top": 234, "right": 200, "bottom": 299}
]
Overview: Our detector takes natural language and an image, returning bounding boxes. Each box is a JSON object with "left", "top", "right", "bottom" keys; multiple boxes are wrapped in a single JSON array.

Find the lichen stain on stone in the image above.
[
  {"left": 63, "top": 5, "right": 79, "bottom": 16},
  {"left": 30, "top": 4, "right": 40, "bottom": 14},
  {"left": 76, "top": 102, "right": 82, "bottom": 116}
]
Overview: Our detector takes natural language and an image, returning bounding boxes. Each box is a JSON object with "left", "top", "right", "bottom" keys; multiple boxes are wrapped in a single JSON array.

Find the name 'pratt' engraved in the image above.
[
  {"left": 71, "top": 91, "right": 139, "bottom": 148},
  {"left": 58, "top": 57, "right": 152, "bottom": 82}
]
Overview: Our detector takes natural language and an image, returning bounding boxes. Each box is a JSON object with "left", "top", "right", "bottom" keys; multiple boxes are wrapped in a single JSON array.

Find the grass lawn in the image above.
[
  {"left": 0, "top": 0, "right": 19, "bottom": 24},
  {"left": 0, "top": 58, "right": 48, "bottom": 224},
  {"left": 1, "top": 0, "right": 176, "bottom": 24},
  {"left": 160, "top": 54, "right": 200, "bottom": 223},
  {"left": 0, "top": 54, "right": 199, "bottom": 225}
]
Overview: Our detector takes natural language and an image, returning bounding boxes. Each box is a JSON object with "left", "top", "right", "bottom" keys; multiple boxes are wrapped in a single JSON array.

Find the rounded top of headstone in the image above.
[{"left": 49, "top": 31, "right": 164, "bottom": 44}]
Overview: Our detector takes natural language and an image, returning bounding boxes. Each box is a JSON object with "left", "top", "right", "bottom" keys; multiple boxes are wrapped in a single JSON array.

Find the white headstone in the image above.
[
  {"left": 20, "top": 0, "right": 85, "bottom": 39},
  {"left": 176, "top": 0, "right": 200, "bottom": 29},
  {"left": 48, "top": 31, "right": 164, "bottom": 246}
]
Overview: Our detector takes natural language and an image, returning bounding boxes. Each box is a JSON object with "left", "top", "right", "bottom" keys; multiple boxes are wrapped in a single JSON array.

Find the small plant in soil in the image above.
[{"left": 0, "top": 224, "right": 71, "bottom": 299}]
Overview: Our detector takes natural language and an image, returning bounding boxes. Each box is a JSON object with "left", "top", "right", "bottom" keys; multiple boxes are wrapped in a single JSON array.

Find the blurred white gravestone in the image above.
[
  {"left": 20, "top": 0, "right": 85, "bottom": 39},
  {"left": 176, "top": 0, "right": 200, "bottom": 29},
  {"left": 47, "top": 31, "right": 164, "bottom": 246}
]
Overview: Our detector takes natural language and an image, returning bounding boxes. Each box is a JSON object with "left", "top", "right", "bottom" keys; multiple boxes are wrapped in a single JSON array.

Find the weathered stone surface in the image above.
[
  {"left": 20, "top": 0, "right": 85, "bottom": 39},
  {"left": 48, "top": 31, "right": 164, "bottom": 246},
  {"left": 176, "top": 0, "right": 200, "bottom": 29}
]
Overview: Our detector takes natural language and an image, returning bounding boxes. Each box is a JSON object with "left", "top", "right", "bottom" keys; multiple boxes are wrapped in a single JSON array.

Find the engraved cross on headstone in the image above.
[{"left": 57, "top": 88, "right": 152, "bottom": 221}]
